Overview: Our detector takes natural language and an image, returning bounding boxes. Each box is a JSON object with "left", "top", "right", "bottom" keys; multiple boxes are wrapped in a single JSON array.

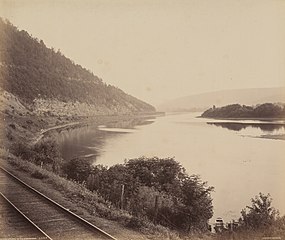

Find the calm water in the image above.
[{"left": 56, "top": 113, "right": 285, "bottom": 223}]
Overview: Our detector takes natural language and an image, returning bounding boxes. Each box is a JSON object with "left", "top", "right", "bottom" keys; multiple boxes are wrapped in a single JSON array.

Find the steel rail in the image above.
[
  {"left": 0, "top": 166, "right": 117, "bottom": 240},
  {"left": 0, "top": 192, "right": 52, "bottom": 239}
]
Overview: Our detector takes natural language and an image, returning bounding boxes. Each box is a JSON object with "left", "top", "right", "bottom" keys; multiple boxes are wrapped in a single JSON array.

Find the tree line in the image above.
[
  {"left": 64, "top": 156, "right": 214, "bottom": 232},
  {"left": 201, "top": 103, "right": 285, "bottom": 118}
]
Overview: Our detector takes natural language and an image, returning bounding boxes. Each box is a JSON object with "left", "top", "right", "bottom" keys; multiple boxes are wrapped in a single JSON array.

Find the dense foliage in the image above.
[
  {"left": 215, "top": 193, "right": 285, "bottom": 240},
  {"left": 0, "top": 18, "right": 155, "bottom": 113},
  {"left": 62, "top": 157, "right": 214, "bottom": 232},
  {"left": 239, "top": 193, "right": 279, "bottom": 230},
  {"left": 12, "top": 138, "right": 62, "bottom": 173},
  {"left": 201, "top": 103, "right": 285, "bottom": 118}
]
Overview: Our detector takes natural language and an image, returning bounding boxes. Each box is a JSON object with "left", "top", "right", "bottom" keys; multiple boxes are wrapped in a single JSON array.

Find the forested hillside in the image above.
[
  {"left": 0, "top": 18, "right": 155, "bottom": 115},
  {"left": 201, "top": 103, "right": 285, "bottom": 119}
]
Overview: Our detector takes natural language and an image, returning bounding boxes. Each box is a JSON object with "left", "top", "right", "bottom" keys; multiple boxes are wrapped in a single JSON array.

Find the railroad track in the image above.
[
  {"left": 0, "top": 192, "right": 49, "bottom": 239},
  {"left": 0, "top": 166, "right": 117, "bottom": 240}
]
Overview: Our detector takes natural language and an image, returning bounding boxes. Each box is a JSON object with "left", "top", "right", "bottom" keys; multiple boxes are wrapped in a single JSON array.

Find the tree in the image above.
[
  {"left": 179, "top": 175, "right": 214, "bottom": 231},
  {"left": 84, "top": 157, "right": 214, "bottom": 232},
  {"left": 125, "top": 156, "right": 186, "bottom": 192},
  {"left": 62, "top": 158, "right": 92, "bottom": 183},
  {"left": 122, "top": 157, "right": 214, "bottom": 231},
  {"left": 240, "top": 193, "right": 279, "bottom": 230}
]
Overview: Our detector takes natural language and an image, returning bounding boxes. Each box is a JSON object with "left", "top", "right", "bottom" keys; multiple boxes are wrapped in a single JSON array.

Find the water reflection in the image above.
[
  {"left": 103, "top": 117, "right": 155, "bottom": 129},
  {"left": 207, "top": 122, "right": 285, "bottom": 132},
  {"left": 56, "top": 116, "right": 155, "bottom": 162}
]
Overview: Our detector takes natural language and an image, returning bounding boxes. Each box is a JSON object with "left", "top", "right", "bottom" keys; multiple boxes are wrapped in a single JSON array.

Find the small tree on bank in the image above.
[{"left": 240, "top": 193, "right": 279, "bottom": 230}]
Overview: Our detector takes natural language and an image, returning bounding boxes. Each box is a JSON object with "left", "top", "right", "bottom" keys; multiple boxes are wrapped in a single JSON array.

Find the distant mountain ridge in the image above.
[
  {"left": 158, "top": 87, "right": 285, "bottom": 112},
  {"left": 0, "top": 18, "right": 155, "bottom": 116}
]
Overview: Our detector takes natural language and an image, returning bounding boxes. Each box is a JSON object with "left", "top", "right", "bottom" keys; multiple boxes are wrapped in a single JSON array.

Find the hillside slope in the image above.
[
  {"left": 0, "top": 18, "right": 155, "bottom": 116},
  {"left": 158, "top": 87, "right": 285, "bottom": 112}
]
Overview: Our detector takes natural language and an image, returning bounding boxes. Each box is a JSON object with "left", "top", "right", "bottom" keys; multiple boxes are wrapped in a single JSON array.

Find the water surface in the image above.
[{"left": 57, "top": 113, "right": 285, "bottom": 223}]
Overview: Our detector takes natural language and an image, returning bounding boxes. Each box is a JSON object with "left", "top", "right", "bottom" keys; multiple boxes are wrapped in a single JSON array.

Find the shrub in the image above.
[
  {"left": 31, "top": 170, "right": 47, "bottom": 179},
  {"left": 240, "top": 193, "right": 279, "bottom": 230},
  {"left": 33, "top": 138, "right": 61, "bottom": 165},
  {"left": 62, "top": 157, "right": 92, "bottom": 183},
  {"left": 126, "top": 217, "right": 145, "bottom": 229},
  {"left": 86, "top": 157, "right": 214, "bottom": 232},
  {"left": 12, "top": 142, "right": 37, "bottom": 161},
  {"left": 9, "top": 123, "right": 16, "bottom": 129}
]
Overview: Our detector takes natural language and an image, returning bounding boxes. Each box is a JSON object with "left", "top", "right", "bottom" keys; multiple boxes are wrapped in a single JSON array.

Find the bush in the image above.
[
  {"left": 240, "top": 193, "right": 278, "bottom": 230},
  {"left": 31, "top": 170, "right": 47, "bottom": 179},
  {"left": 12, "top": 142, "right": 37, "bottom": 161},
  {"left": 9, "top": 123, "right": 16, "bottom": 129},
  {"left": 215, "top": 193, "right": 285, "bottom": 240},
  {"left": 126, "top": 216, "right": 145, "bottom": 229},
  {"left": 33, "top": 138, "right": 61, "bottom": 165},
  {"left": 11, "top": 138, "right": 63, "bottom": 173},
  {"left": 86, "top": 157, "right": 214, "bottom": 232},
  {"left": 62, "top": 157, "right": 92, "bottom": 183}
]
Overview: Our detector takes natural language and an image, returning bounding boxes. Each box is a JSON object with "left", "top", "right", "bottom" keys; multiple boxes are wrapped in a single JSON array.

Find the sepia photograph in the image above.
[{"left": 0, "top": 0, "right": 284, "bottom": 239}]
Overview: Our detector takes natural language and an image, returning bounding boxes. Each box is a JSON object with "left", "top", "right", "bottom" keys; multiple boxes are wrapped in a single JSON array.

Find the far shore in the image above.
[
  {"left": 259, "top": 134, "right": 285, "bottom": 140},
  {"left": 33, "top": 112, "right": 164, "bottom": 144},
  {"left": 207, "top": 121, "right": 285, "bottom": 126},
  {"left": 198, "top": 116, "right": 285, "bottom": 121}
]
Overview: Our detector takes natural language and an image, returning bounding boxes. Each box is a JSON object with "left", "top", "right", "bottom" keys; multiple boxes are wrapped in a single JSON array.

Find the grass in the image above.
[
  {"left": 30, "top": 169, "right": 48, "bottom": 179},
  {"left": 0, "top": 147, "right": 9, "bottom": 158},
  {"left": 7, "top": 155, "right": 126, "bottom": 218},
  {"left": 1, "top": 153, "right": 207, "bottom": 240}
]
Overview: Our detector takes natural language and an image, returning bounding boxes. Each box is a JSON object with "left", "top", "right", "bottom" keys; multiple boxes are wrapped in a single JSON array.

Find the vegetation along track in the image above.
[{"left": 0, "top": 166, "right": 117, "bottom": 240}]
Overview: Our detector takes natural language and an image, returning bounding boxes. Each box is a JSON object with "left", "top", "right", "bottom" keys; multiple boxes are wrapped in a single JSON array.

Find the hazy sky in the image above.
[{"left": 0, "top": 0, "right": 285, "bottom": 106}]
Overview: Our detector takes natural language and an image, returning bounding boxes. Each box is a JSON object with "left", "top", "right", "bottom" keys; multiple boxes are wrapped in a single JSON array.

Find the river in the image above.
[{"left": 56, "top": 112, "right": 285, "bottom": 224}]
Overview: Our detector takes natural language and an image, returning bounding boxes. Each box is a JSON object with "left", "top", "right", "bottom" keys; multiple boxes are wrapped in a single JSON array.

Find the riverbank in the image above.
[
  {"left": 34, "top": 112, "right": 164, "bottom": 145},
  {"left": 2, "top": 100, "right": 284, "bottom": 239},
  {"left": 2, "top": 105, "right": 190, "bottom": 239},
  {"left": 0, "top": 148, "right": 214, "bottom": 240}
]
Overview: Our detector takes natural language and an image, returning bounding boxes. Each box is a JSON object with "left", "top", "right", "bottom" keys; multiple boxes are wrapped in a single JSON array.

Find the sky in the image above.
[{"left": 0, "top": 0, "right": 285, "bottom": 106}]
